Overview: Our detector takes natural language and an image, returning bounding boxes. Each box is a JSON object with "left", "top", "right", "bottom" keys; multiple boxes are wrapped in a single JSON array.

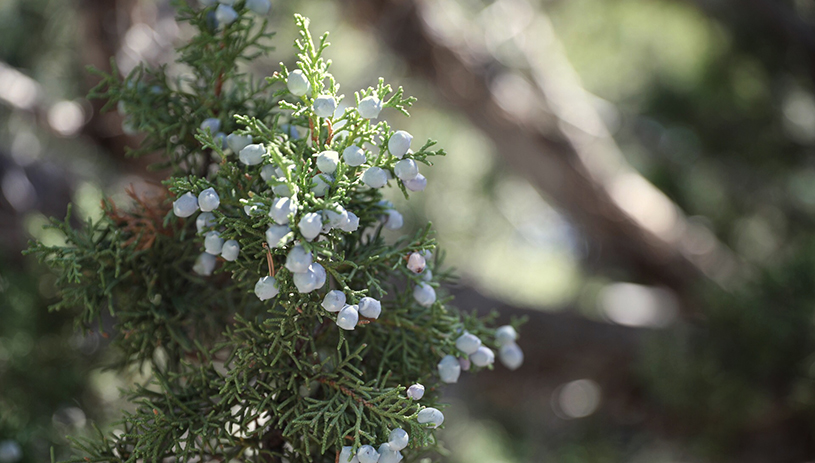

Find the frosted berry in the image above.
[
  {"left": 459, "top": 356, "right": 471, "bottom": 371},
  {"left": 407, "top": 252, "right": 426, "bottom": 273},
  {"left": 293, "top": 267, "right": 317, "bottom": 293},
  {"left": 342, "top": 145, "right": 366, "bottom": 167},
  {"left": 388, "top": 428, "right": 409, "bottom": 451},
  {"left": 499, "top": 342, "right": 524, "bottom": 370},
  {"left": 495, "top": 325, "right": 518, "bottom": 346},
  {"left": 215, "top": 4, "right": 238, "bottom": 26},
  {"left": 394, "top": 159, "right": 419, "bottom": 181},
  {"left": 416, "top": 407, "right": 444, "bottom": 428},
  {"left": 455, "top": 332, "right": 482, "bottom": 355},
  {"left": 324, "top": 205, "right": 349, "bottom": 229},
  {"left": 221, "top": 240, "right": 240, "bottom": 261},
  {"left": 322, "top": 290, "right": 346, "bottom": 312},
  {"left": 339, "top": 446, "right": 359, "bottom": 463},
  {"left": 285, "top": 245, "right": 312, "bottom": 273},
  {"left": 226, "top": 133, "right": 252, "bottom": 153},
  {"left": 413, "top": 282, "right": 436, "bottom": 307},
  {"left": 437, "top": 354, "right": 461, "bottom": 383},
  {"left": 260, "top": 164, "right": 276, "bottom": 182},
  {"left": 470, "top": 346, "right": 495, "bottom": 367},
  {"left": 173, "top": 192, "right": 199, "bottom": 218},
  {"left": 239, "top": 143, "right": 265, "bottom": 166},
  {"left": 311, "top": 173, "right": 332, "bottom": 197},
  {"left": 198, "top": 187, "right": 220, "bottom": 212},
  {"left": 273, "top": 181, "right": 293, "bottom": 197},
  {"left": 341, "top": 211, "right": 360, "bottom": 232},
  {"left": 254, "top": 276, "right": 279, "bottom": 301},
  {"left": 388, "top": 130, "right": 412, "bottom": 158},
  {"left": 200, "top": 117, "right": 221, "bottom": 134},
  {"left": 316, "top": 150, "right": 339, "bottom": 174},
  {"left": 193, "top": 252, "right": 217, "bottom": 276},
  {"left": 357, "top": 445, "right": 379, "bottom": 463},
  {"left": 196, "top": 212, "right": 217, "bottom": 233},
  {"left": 313, "top": 94, "right": 337, "bottom": 118},
  {"left": 287, "top": 70, "right": 311, "bottom": 96},
  {"left": 421, "top": 268, "right": 433, "bottom": 282},
  {"left": 266, "top": 225, "right": 291, "bottom": 248},
  {"left": 358, "top": 297, "right": 382, "bottom": 319},
  {"left": 377, "top": 443, "right": 403, "bottom": 463},
  {"left": 298, "top": 212, "right": 322, "bottom": 241},
  {"left": 270, "top": 197, "right": 297, "bottom": 224},
  {"left": 403, "top": 173, "right": 427, "bottom": 192},
  {"left": 214, "top": 132, "right": 227, "bottom": 149},
  {"left": 358, "top": 95, "right": 383, "bottom": 119},
  {"left": 246, "top": 0, "right": 271, "bottom": 15},
  {"left": 312, "top": 262, "right": 327, "bottom": 289},
  {"left": 406, "top": 383, "right": 425, "bottom": 400},
  {"left": 204, "top": 231, "right": 224, "bottom": 255},
  {"left": 384, "top": 209, "right": 403, "bottom": 230},
  {"left": 362, "top": 167, "right": 388, "bottom": 188},
  {"left": 336, "top": 305, "right": 359, "bottom": 330}
]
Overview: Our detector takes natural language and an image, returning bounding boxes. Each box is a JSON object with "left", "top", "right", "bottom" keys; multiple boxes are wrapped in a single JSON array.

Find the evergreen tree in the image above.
[{"left": 27, "top": 3, "right": 524, "bottom": 462}]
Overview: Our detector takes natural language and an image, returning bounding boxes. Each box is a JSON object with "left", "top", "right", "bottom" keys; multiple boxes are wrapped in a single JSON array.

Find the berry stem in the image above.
[{"left": 262, "top": 242, "right": 275, "bottom": 276}]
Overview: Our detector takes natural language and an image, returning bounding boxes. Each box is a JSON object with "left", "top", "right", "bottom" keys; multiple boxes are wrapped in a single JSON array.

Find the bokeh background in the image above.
[{"left": 3, "top": 0, "right": 815, "bottom": 461}]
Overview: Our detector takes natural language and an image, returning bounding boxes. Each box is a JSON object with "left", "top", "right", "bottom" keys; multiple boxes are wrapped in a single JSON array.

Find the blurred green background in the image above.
[{"left": 3, "top": 0, "right": 815, "bottom": 461}]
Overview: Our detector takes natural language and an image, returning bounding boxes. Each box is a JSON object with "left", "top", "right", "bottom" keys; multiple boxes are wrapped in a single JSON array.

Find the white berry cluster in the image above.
[
  {"left": 338, "top": 427, "right": 410, "bottom": 463},
  {"left": 437, "top": 325, "right": 524, "bottom": 383}
]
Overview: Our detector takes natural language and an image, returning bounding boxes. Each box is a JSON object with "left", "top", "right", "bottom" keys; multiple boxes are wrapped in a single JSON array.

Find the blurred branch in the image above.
[{"left": 344, "top": 0, "right": 744, "bottom": 314}]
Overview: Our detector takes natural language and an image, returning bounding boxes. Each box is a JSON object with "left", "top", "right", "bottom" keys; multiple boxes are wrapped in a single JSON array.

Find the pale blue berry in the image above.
[
  {"left": 421, "top": 268, "right": 433, "bottom": 282},
  {"left": 287, "top": 70, "right": 310, "bottom": 96},
  {"left": 362, "top": 167, "right": 388, "bottom": 188},
  {"left": 470, "top": 346, "right": 495, "bottom": 367},
  {"left": 293, "top": 268, "right": 317, "bottom": 293},
  {"left": 358, "top": 297, "right": 381, "bottom": 319},
  {"left": 193, "top": 252, "right": 217, "bottom": 276},
  {"left": 438, "top": 354, "right": 461, "bottom": 383},
  {"left": 239, "top": 143, "right": 265, "bottom": 166},
  {"left": 406, "top": 383, "right": 425, "bottom": 400},
  {"left": 214, "top": 132, "right": 227, "bottom": 149},
  {"left": 273, "top": 181, "right": 294, "bottom": 197},
  {"left": 316, "top": 150, "right": 339, "bottom": 174},
  {"left": 266, "top": 225, "right": 291, "bottom": 248},
  {"left": 0, "top": 440, "right": 23, "bottom": 463},
  {"left": 204, "top": 231, "right": 224, "bottom": 255},
  {"left": 459, "top": 356, "right": 471, "bottom": 371},
  {"left": 413, "top": 282, "right": 436, "bottom": 307},
  {"left": 339, "top": 446, "right": 359, "bottom": 463},
  {"left": 221, "top": 240, "right": 239, "bottom": 261},
  {"left": 384, "top": 209, "right": 403, "bottom": 230},
  {"left": 260, "top": 164, "right": 276, "bottom": 182},
  {"left": 312, "top": 262, "right": 326, "bottom": 289},
  {"left": 358, "top": 95, "right": 383, "bottom": 119},
  {"left": 196, "top": 212, "right": 217, "bottom": 233},
  {"left": 388, "top": 131, "right": 412, "bottom": 158},
  {"left": 416, "top": 407, "right": 444, "bottom": 428},
  {"left": 394, "top": 159, "right": 418, "bottom": 180},
  {"left": 313, "top": 95, "right": 337, "bottom": 118},
  {"left": 200, "top": 118, "right": 221, "bottom": 134},
  {"left": 214, "top": 5, "right": 238, "bottom": 26},
  {"left": 322, "top": 290, "right": 346, "bottom": 312},
  {"left": 340, "top": 211, "right": 360, "bottom": 232},
  {"left": 357, "top": 445, "right": 379, "bottom": 463},
  {"left": 388, "top": 428, "right": 409, "bottom": 451},
  {"left": 455, "top": 332, "right": 482, "bottom": 355},
  {"left": 246, "top": 0, "right": 271, "bottom": 15},
  {"left": 496, "top": 326, "right": 519, "bottom": 348},
  {"left": 324, "top": 205, "right": 349, "bottom": 229},
  {"left": 254, "top": 276, "right": 279, "bottom": 301},
  {"left": 377, "top": 443, "right": 403, "bottom": 463},
  {"left": 198, "top": 187, "right": 220, "bottom": 212},
  {"left": 270, "top": 197, "right": 297, "bottom": 224},
  {"left": 173, "top": 192, "right": 199, "bottom": 218},
  {"left": 226, "top": 133, "right": 252, "bottom": 153},
  {"left": 342, "top": 145, "right": 366, "bottom": 166},
  {"left": 336, "top": 305, "right": 359, "bottom": 330},
  {"left": 407, "top": 252, "right": 426, "bottom": 273},
  {"left": 298, "top": 212, "right": 322, "bottom": 241},
  {"left": 311, "top": 173, "right": 332, "bottom": 197},
  {"left": 285, "top": 245, "right": 312, "bottom": 273},
  {"left": 499, "top": 342, "right": 524, "bottom": 370},
  {"left": 403, "top": 173, "right": 427, "bottom": 192}
]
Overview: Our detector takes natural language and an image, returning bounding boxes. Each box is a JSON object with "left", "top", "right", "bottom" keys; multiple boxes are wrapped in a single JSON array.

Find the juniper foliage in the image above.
[{"left": 27, "top": 3, "right": 521, "bottom": 462}]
